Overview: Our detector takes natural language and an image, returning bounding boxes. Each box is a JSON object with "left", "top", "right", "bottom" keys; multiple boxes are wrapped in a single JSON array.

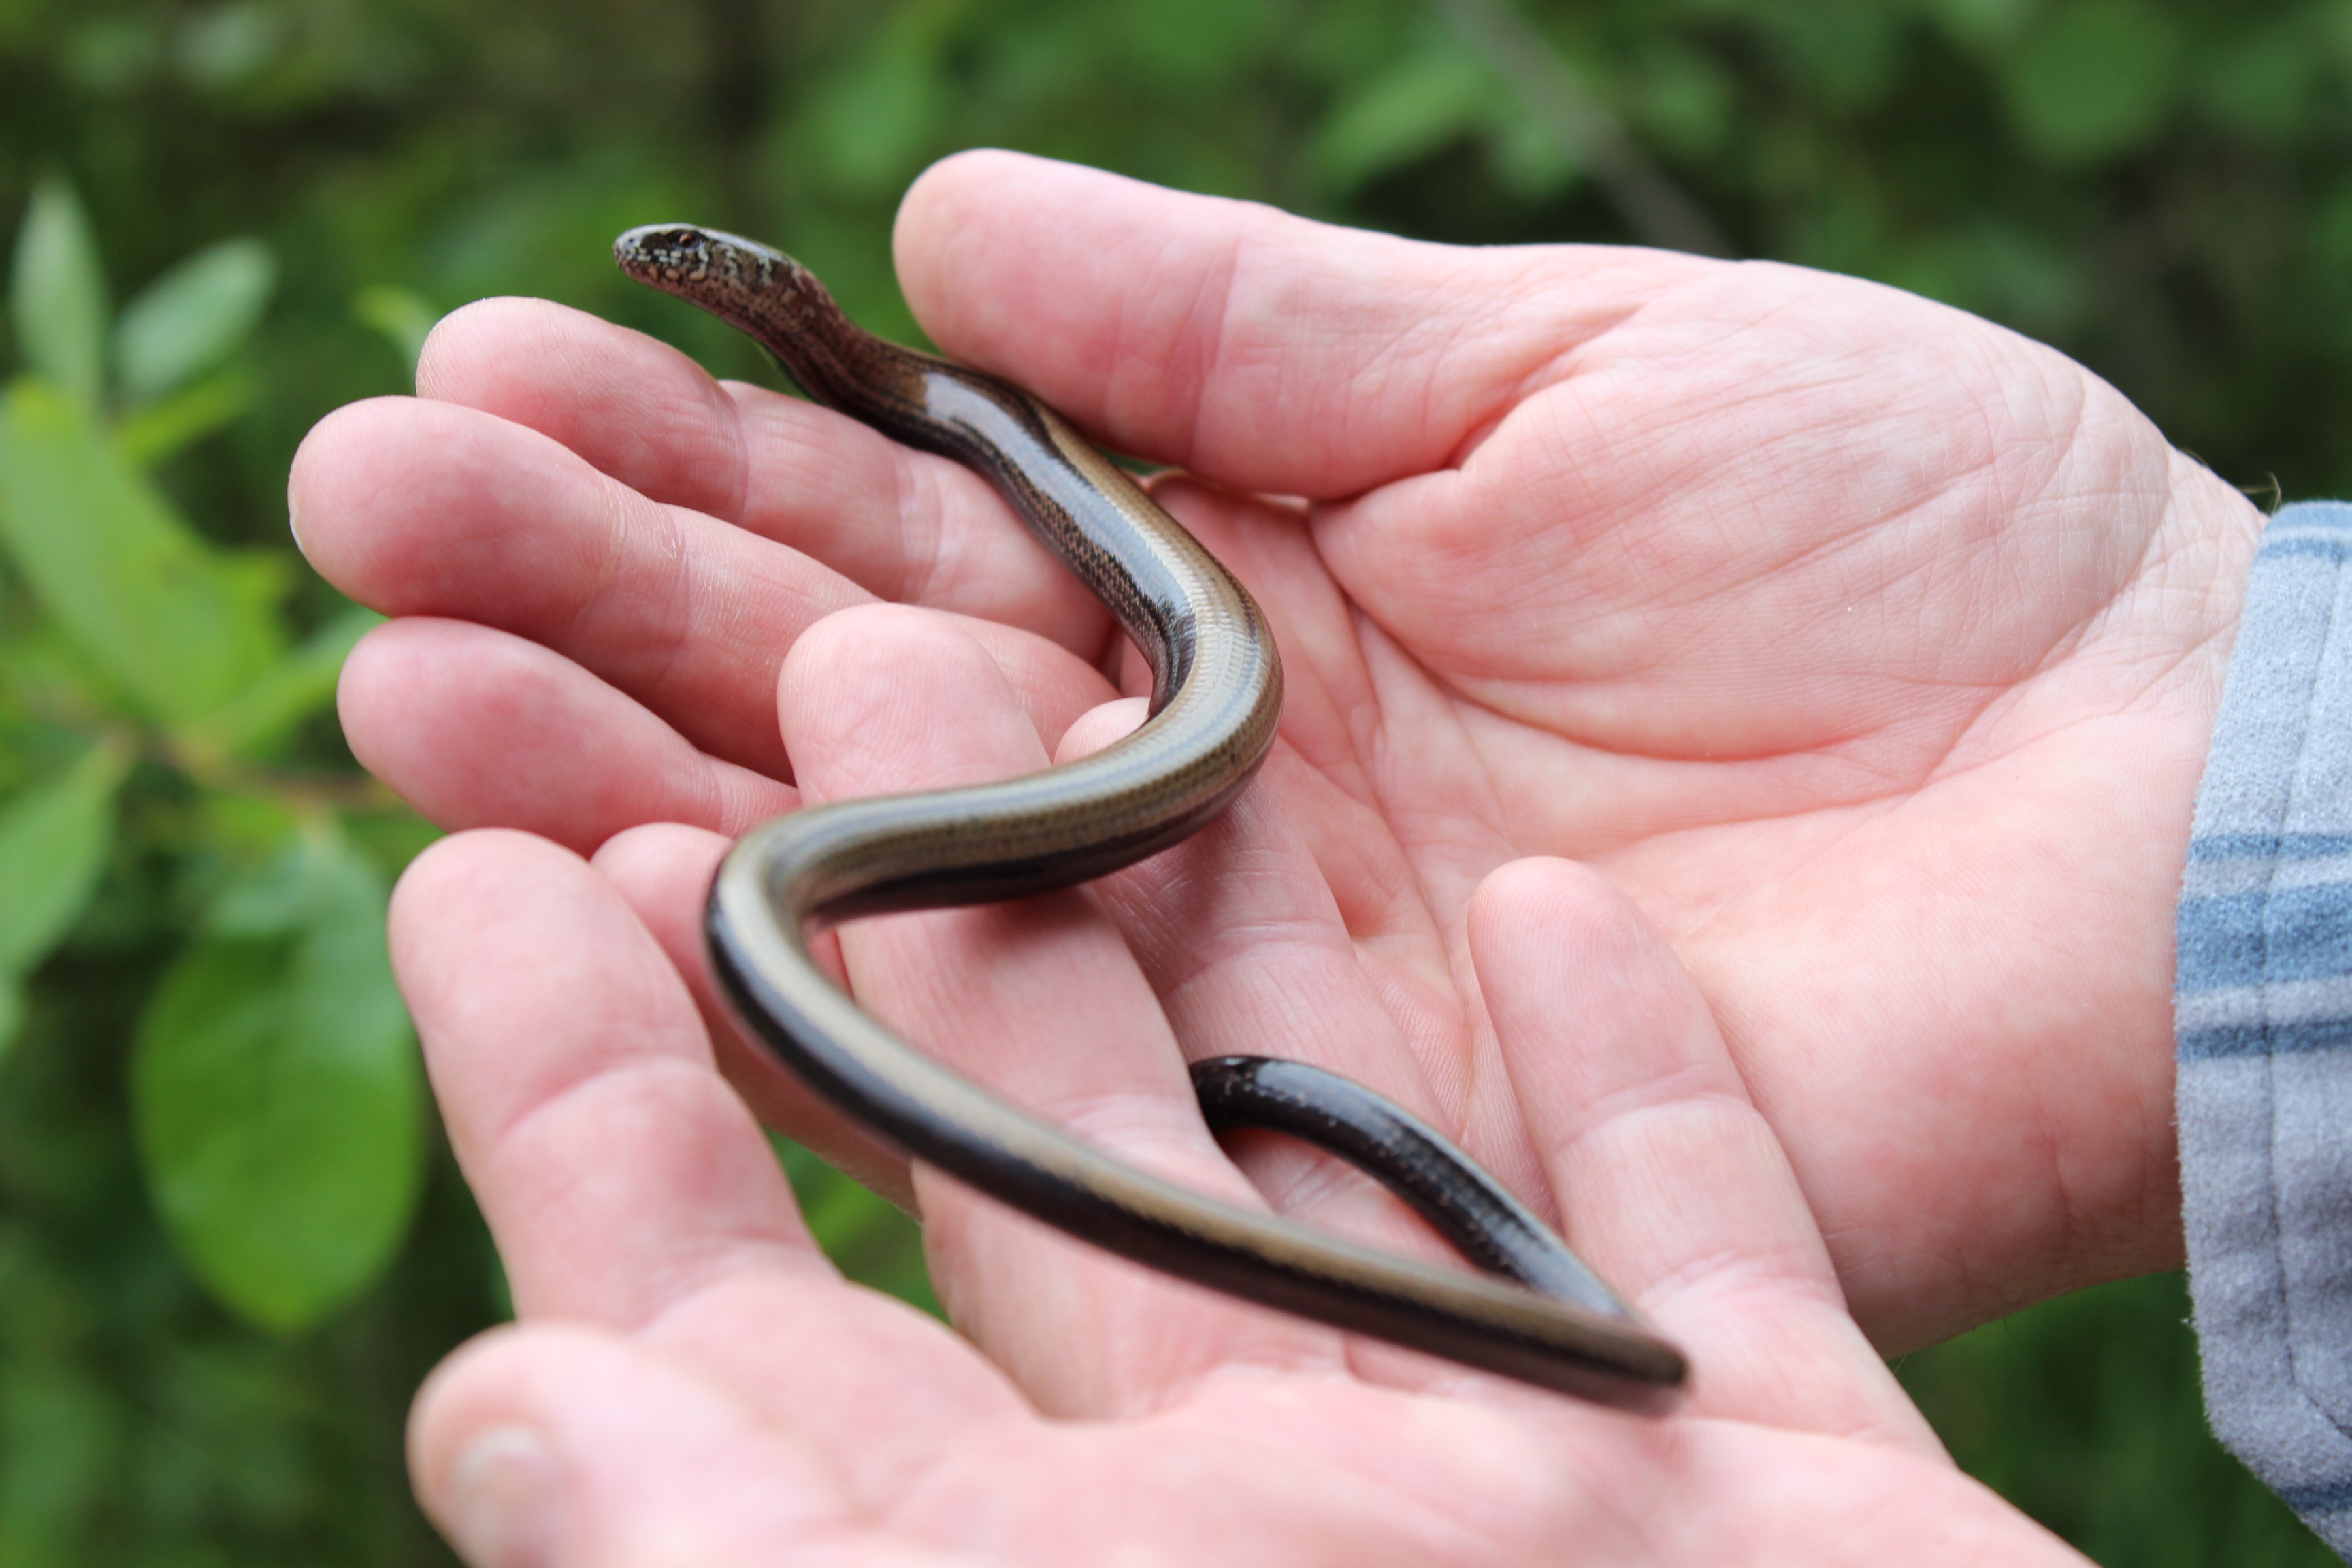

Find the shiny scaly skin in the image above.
[{"left": 613, "top": 224, "right": 1688, "bottom": 1403}]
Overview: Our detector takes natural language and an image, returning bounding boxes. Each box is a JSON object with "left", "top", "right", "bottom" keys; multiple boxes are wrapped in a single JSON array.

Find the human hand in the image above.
[
  {"left": 391, "top": 617, "right": 2087, "bottom": 1564},
  {"left": 291, "top": 149, "right": 2261, "bottom": 1348}
]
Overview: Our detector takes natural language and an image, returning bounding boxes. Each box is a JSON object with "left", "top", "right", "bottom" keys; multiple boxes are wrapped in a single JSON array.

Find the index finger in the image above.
[{"left": 409, "top": 298, "right": 1122, "bottom": 662}]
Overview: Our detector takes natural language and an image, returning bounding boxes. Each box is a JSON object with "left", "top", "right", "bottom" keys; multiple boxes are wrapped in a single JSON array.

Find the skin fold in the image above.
[{"left": 289, "top": 149, "right": 2261, "bottom": 1563}]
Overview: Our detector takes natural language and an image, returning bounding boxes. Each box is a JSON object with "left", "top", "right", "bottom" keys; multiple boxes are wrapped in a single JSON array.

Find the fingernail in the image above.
[
  {"left": 286, "top": 493, "right": 313, "bottom": 568},
  {"left": 444, "top": 1424, "right": 564, "bottom": 1568}
]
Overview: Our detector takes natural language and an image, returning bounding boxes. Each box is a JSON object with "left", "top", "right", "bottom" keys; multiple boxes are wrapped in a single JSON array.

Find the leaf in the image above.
[
  {"left": 351, "top": 285, "right": 438, "bottom": 379},
  {"left": 1309, "top": 45, "right": 1492, "bottom": 193},
  {"left": 774, "top": 1137, "right": 938, "bottom": 1315},
  {"left": 0, "top": 738, "right": 131, "bottom": 1060},
  {"left": 1111, "top": 0, "right": 1275, "bottom": 86},
  {"left": 1628, "top": 44, "right": 1735, "bottom": 158},
  {"left": 114, "top": 366, "right": 255, "bottom": 466},
  {"left": 1751, "top": 1, "right": 1904, "bottom": 110},
  {"left": 112, "top": 238, "right": 276, "bottom": 406},
  {"left": 2197, "top": 22, "right": 2319, "bottom": 143},
  {"left": 176, "top": 604, "right": 382, "bottom": 765},
  {"left": 807, "top": 48, "right": 947, "bottom": 195},
  {"left": 1483, "top": 103, "right": 1580, "bottom": 201},
  {"left": 133, "top": 828, "right": 423, "bottom": 1333},
  {"left": 7, "top": 179, "right": 109, "bottom": 411},
  {"left": 2004, "top": 0, "right": 2181, "bottom": 165},
  {"left": 0, "top": 740, "right": 128, "bottom": 978},
  {"left": 0, "top": 377, "right": 284, "bottom": 724},
  {"left": 802, "top": 0, "right": 962, "bottom": 197},
  {"left": 1928, "top": 0, "right": 2038, "bottom": 52},
  {"left": 0, "top": 1360, "right": 120, "bottom": 1550}
]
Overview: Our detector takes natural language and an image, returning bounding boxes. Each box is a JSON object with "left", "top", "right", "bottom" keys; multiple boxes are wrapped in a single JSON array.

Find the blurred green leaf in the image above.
[
  {"left": 350, "top": 284, "right": 437, "bottom": 378},
  {"left": 2004, "top": 0, "right": 2181, "bottom": 165},
  {"left": 58, "top": 15, "right": 161, "bottom": 93},
  {"left": 0, "top": 739, "right": 129, "bottom": 1054},
  {"left": 113, "top": 237, "right": 276, "bottom": 406},
  {"left": 133, "top": 828, "right": 423, "bottom": 1333},
  {"left": 1311, "top": 44, "right": 1490, "bottom": 194},
  {"left": 773, "top": 1137, "right": 938, "bottom": 1316},
  {"left": 0, "top": 1360, "right": 120, "bottom": 1562},
  {"left": 1111, "top": 0, "right": 1276, "bottom": 86},
  {"left": 1927, "top": 0, "right": 2041, "bottom": 52},
  {"left": 803, "top": 12, "right": 956, "bottom": 197},
  {"left": 1484, "top": 103, "right": 1580, "bottom": 201},
  {"left": 0, "top": 377, "right": 284, "bottom": 724},
  {"left": 2196, "top": 22, "right": 2318, "bottom": 143},
  {"left": 7, "top": 180, "right": 108, "bottom": 411},
  {"left": 1904, "top": 1273, "right": 2328, "bottom": 1562},
  {"left": 1627, "top": 44, "right": 1734, "bottom": 158},
  {"left": 114, "top": 365, "right": 255, "bottom": 466},
  {"left": 1752, "top": 0, "right": 1905, "bottom": 109},
  {"left": 178, "top": 605, "right": 382, "bottom": 765},
  {"left": 176, "top": 2, "right": 285, "bottom": 93}
]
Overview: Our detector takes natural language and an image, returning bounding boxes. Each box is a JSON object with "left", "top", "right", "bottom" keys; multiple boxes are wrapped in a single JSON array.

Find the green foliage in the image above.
[
  {"left": 0, "top": 0, "right": 2347, "bottom": 1562},
  {"left": 1313, "top": 39, "right": 1496, "bottom": 194},
  {"left": 0, "top": 740, "right": 126, "bottom": 1053},
  {"left": 0, "top": 181, "right": 442, "bottom": 1533},
  {"left": 350, "top": 286, "right": 437, "bottom": 379},
  {"left": 115, "top": 238, "right": 277, "bottom": 407},
  {"left": 0, "top": 379, "right": 284, "bottom": 724},
  {"left": 134, "top": 827, "right": 422, "bottom": 1334},
  {"left": 1901, "top": 1274, "right": 2334, "bottom": 1565},
  {"left": 0, "top": 163, "right": 449, "bottom": 1537},
  {"left": 7, "top": 179, "right": 107, "bottom": 412},
  {"left": 0, "top": 189, "right": 451, "bottom": 1358},
  {"left": 774, "top": 1137, "right": 940, "bottom": 1314},
  {"left": 2004, "top": 1, "right": 2185, "bottom": 165}
]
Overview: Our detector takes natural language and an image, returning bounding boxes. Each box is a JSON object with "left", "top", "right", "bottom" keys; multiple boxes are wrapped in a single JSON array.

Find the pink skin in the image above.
[
  {"left": 389, "top": 610, "right": 2082, "bottom": 1565},
  {"left": 289, "top": 149, "right": 2257, "bottom": 1561}
]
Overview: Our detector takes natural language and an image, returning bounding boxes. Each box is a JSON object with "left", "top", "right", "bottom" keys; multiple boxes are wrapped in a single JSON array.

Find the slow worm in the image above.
[{"left": 614, "top": 224, "right": 1686, "bottom": 1404}]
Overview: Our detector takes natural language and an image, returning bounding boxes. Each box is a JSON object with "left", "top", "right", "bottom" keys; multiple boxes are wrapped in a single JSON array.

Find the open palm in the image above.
[
  {"left": 882, "top": 154, "right": 2258, "bottom": 1348},
  {"left": 385, "top": 636, "right": 2082, "bottom": 1564}
]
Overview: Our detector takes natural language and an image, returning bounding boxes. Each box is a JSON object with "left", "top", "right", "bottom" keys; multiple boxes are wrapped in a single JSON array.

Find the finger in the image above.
[
  {"left": 410, "top": 1323, "right": 1015, "bottom": 1567},
  {"left": 781, "top": 602, "right": 1340, "bottom": 1414},
  {"left": 1469, "top": 858, "right": 1940, "bottom": 1450},
  {"left": 294, "top": 395, "right": 864, "bottom": 776},
  {"left": 894, "top": 149, "right": 1713, "bottom": 499},
  {"left": 295, "top": 395, "right": 1122, "bottom": 781},
  {"left": 416, "top": 296, "right": 753, "bottom": 522},
  {"left": 591, "top": 821, "right": 915, "bottom": 1209},
  {"left": 340, "top": 618, "right": 797, "bottom": 851},
  {"left": 410, "top": 1324, "right": 858, "bottom": 1567},
  {"left": 395, "top": 830, "right": 1022, "bottom": 1501},
  {"left": 390, "top": 828, "right": 816, "bottom": 1322},
  {"left": 416, "top": 298, "right": 1116, "bottom": 655},
  {"left": 411, "top": 1326, "right": 1463, "bottom": 1568}
]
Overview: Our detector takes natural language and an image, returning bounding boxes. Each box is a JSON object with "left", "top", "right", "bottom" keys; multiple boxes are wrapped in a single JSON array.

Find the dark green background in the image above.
[{"left": 0, "top": 0, "right": 2339, "bottom": 1561}]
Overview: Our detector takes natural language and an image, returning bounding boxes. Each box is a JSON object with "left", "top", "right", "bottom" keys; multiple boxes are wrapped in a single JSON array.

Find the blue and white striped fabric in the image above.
[{"left": 2179, "top": 500, "right": 2352, "bottom": 1561}]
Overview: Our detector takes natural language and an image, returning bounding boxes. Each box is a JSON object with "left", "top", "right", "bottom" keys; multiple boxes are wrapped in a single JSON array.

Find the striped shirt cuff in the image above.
[{"left": 2179, "top": 500, "right": 2352, "bottom": 1560}]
